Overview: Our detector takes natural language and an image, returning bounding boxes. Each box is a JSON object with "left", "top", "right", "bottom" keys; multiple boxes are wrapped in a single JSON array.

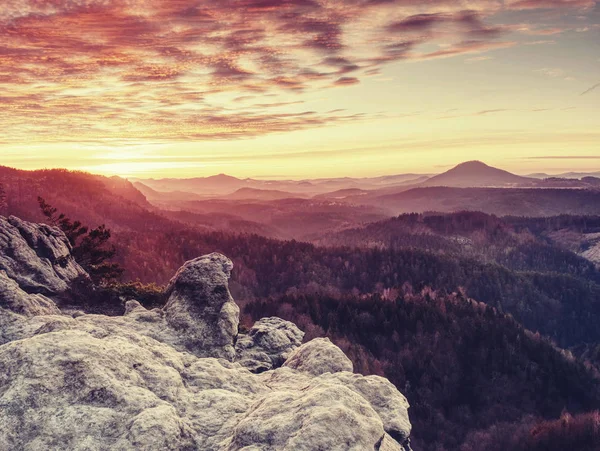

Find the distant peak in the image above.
[
  {"left": 454, "top": 160, "right": 490, "bottom": 169},
  {"left": 422, "top": 160, "right": 530, "bottom": 188},
  {"left": 208, "top": 173, "right": 240, "bottom": 181}
]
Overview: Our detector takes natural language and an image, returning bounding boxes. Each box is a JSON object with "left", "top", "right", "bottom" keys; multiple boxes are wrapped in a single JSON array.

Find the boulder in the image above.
[
  {"left": 164, "top": 253, "right": 239, "bottom": 360},
  {"left": 283, "top": 337, "right": 354, "bottom": 375},
  {"left": 236, "top": 317, "right": 304, "bottom": 373},
  {"left": 320, "top": 372, "right": 412, "bottom": 446},
  {"left": 227, "top": 380, "right": 385, "bottom": 450},
  {"left": 0, "top": 216, "right": 87, "bottom": 296}
]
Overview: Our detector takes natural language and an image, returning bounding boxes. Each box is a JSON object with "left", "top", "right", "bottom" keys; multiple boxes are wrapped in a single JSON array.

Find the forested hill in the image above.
[
  {"left": 114, "top": 228, "right": 600, "bottom": 349},
  {"left": 316, "top": 211, "right": 600, "bottom": 276},
  {"left": 2, "top": 168, "right": 600, "bottom": 350},
  {"left": 0, "top": 166, "right": 280, "bottom": 236},
  {"left": 242, "top": 289, "right": 600, "bottom": 451},
  {"left": 0, "top": 166, "right": 160, "bottom": 231}
]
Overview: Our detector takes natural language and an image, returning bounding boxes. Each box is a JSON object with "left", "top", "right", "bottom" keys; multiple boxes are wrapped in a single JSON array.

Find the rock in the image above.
[
  {"left": 0, "top": 322, "right": 412, "bottom": 451},
  {"left": 0, "top": 307, "right": 27, "bottom": 346},
  {"left": 283, "top": 337, "right": 354, "bottom": 376},
  {"left": 125, "top": 299, "right": 145, "bottom": 314},
  {"left": 0, "top": 270, "right": 61, "bottom": 317},
  {"left": 0, "top": 237, "right": 413, "bottom": 450},
  {"left": 227, "top": 380, "right": 385, "bottom": 451},
  {"left": 236, "top": 317, "right": 304, "bottom": 373},
  {"left": 0, "top": 216, "right": 87, "bottom": 296},
  {"left": 320, "top": 372, "right": 412, "bottom": 446},
  {"left": 164, "top": 253, "right": 239, "bottom": 360},
  {"left": 378, "top": 433, "right": 406, "bottom": 451}
]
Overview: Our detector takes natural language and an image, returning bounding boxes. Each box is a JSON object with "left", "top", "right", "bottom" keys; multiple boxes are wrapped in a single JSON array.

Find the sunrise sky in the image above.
[{"left": 1, "top": 0, "right": 599, "bottom": 179}]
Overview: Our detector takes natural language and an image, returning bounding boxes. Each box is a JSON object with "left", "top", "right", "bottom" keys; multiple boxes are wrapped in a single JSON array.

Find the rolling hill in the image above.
[{"left": 370, "top": 187, "right": 600, "bottom": 216}]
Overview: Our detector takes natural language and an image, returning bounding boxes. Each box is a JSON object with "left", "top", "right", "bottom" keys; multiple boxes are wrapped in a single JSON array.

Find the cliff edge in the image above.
[{"left": 0, "top": 216, "right": 412, "bottom": 450}]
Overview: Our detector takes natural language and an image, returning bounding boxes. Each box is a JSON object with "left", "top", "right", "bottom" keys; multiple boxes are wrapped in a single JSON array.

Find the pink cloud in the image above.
[{"left": 0, "top": 0, "right": 595, "bottom": 144}]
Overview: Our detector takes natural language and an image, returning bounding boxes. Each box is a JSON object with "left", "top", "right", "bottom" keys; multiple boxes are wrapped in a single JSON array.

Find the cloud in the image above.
[
  {"left": 387, "top": 10, "right": 507, "bottom": 38},
  {"left": 0, "top": 0, "right": 595, "bottom": 144},
  {"left": 466, "top": 56, "right": 493, "bottom": 62},
  {"left": 536, "top": 67, "right": 570, "bottom": 78},
  {"left": 506, "top": 0, "right": 596, "bottom": 10},
  {"left": 333, "top": 76, "right": 360, "bottom": 86},
  {"left": 581, "top": 82, "right": 600, "bottom": 96},
  {"left": 475, "top": 109, "right": 509, "bottom": 115},
  {"left": 524, "top": 39, "right": 556, "bottom": 45}
]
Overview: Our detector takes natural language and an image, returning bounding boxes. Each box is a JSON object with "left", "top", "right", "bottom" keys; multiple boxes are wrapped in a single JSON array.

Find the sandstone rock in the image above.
[
  {"left": 0, "top": 307, "right": 28, "bottom": 346},
  {"left": 283, "top": 337, "right": 354, "bottom": 375},
  {"left": 164, "top": 253, "right": 239, "bottom": 360},
  {"left": 320, "top": 372, "right": 412, "bottom": 445},
  {"left": 0, "top": 270, "right": 61, "bottom": 317},
  {"left": 236, "top": 317, "right": 304, "bottom": 373},
  {"left": 0, "top": 216, "right": 87, "bottom": 296},
  {"left": 379, "top": 433, "right": 406, "bottom": 451},
  {"left": 226, "top": 380, "right": 385, "bottom": 451},
  {"left": 0, "top": 322, "right": 412, "bottom": 451}
]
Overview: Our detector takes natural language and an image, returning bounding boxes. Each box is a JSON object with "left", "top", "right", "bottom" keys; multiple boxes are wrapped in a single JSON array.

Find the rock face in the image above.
[
  {"left": 0, "top": 227, "right": 413, "bottom": 451},
  {"left": 0, "top": 215, "right": 87, "bottom": 296}
]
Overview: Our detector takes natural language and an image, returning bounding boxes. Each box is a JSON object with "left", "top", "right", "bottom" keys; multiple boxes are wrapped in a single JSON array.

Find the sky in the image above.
[{"left": 1, "top": 0, "right": 599, "bottom": 179}]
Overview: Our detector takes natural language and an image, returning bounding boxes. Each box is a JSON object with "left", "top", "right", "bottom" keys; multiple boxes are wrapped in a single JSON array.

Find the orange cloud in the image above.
[{"left": 0, "top": 0, "right": 595, "bottom": 144}]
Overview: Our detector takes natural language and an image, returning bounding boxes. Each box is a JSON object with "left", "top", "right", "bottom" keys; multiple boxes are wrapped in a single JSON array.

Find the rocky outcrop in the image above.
[
  {"left": 0, "top": 229, "right": 412, "bottom": 451},
  {"left": 235, "top": 317, "right": 304, "bottom": 373},
  {"left": 164, "top": 253, "right": 239, "bottom": 360},
  {"left": 0, "top": 215, "right": 87, "bottom": 297}
]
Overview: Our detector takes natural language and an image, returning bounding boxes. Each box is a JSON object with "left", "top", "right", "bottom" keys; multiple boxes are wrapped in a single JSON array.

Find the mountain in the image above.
[
  {"left": 224, "top": 187, "right": 306, "bottom": 201},
  {"left": 316, "top": 211, "right": 600, "bottom": 276},
  {"left": 176, "top": 198, "right": 389, "bottom": 240},
  {"left": 422, "top": 161, "right": 534, "bottom": 188},
  {"left": 132, "top": 174, "right": 249, "bottom": 197},
  {"left": 5, "top": 168, "right": 600, "bottom": 450},
  {"left": 312, "top": 188, "right": 370, "bottom": 200},
  {"left": 132, "top": 181, "right": 204, "bottom": 204},
  {"left": 528, "top": 171, "right": 600, "bottom": 179},
  {"left": 371, "top": 187, "right": 600, "bottom": 216},
  {"left": 163, "top": 209, "right": 282, "bottom": 238},
  {"left": 130, "top": 162, "right": 600, "bottom": 207},
  {"left": 0, "top": 166, "right": 161, "bottom": 232},
  {"left": 133, "top": 172, "right": 435, "bottom": 198}
]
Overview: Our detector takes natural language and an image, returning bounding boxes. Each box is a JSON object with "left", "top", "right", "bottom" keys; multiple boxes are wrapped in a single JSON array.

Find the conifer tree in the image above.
[
  {"left": 0, "top": 184, "right": 7, "bottom": 217},
  {"left": 38, "top": 197, "right": 123, "bottom": 284}
]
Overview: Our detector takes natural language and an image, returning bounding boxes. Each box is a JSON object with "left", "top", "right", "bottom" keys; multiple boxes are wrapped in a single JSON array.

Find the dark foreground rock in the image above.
[{"left": 0, "top": 217, "right": 412, "bottom": 450}]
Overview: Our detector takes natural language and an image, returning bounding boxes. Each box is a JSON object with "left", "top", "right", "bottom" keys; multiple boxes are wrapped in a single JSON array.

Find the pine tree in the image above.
[
  {"left": 37, "top": 197, "right": 123, "bottom": 284},
  {"left": 0, "top": 184, "right": 7, "bottom": 217}
]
